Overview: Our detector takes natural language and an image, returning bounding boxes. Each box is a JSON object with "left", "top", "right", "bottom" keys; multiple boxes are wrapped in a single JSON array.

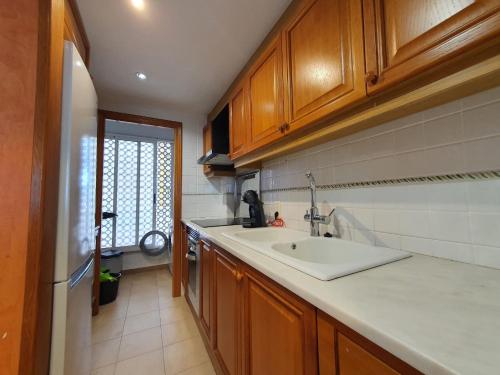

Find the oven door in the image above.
[{"left": 186, "top": 237, "right": 200, "bottom": 315}]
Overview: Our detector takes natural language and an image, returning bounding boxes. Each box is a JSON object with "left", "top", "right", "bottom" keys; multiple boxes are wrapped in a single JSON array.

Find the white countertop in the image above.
[{"left": 182, "top": 219, "right": 500, "bottom": 375}]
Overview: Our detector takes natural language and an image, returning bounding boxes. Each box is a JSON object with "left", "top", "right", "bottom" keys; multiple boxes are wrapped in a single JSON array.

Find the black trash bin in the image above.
[
  {"left": 99, "top": 271, "right": 122, "bottom": 305},
  {"left": 101, "top": 250, "right": 123, "bottom": 274}
]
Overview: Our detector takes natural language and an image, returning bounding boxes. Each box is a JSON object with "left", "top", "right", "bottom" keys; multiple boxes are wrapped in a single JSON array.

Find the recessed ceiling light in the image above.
[
  {"left": 131, "top": 0, "right": 145, "bottom": 10},
  {"left": 136, "top": 72, "right": 147, "bottom": 80}
]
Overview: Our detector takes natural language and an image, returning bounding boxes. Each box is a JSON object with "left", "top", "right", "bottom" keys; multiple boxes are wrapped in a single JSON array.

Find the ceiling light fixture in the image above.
[
  {"left": 131, "top": 0, "right": 145, "bottom": 10},
  {"left": 136, "top": 72, "right": 147, "bottom": 80}
]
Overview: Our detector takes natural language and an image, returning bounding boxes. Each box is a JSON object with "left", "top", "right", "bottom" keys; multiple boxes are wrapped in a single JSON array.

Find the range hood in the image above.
[
  {"left": 198, "top": 104, "right": 233, "bottom": 166},
  {"left": 198, "top": 152, "right": 233, "bottom": 166}
]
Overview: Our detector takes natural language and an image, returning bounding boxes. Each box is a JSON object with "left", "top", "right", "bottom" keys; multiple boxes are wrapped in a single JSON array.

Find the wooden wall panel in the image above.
[
  {"left": 0, "top": 1, "right": 46, "bottom": 374},
  {"left": 64, "top": 0, "right": 90, "bottom": 66}
]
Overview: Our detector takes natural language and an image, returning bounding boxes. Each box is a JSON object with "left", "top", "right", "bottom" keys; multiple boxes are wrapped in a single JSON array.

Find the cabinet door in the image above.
[
  {"left": 242, "top": 268, "right": 318, "bottom": 375},
  {"left": 247, "top": 35, "right": 286, "bottom": 151},
  {"left": 337, "top": 334, "right": 399, "bottom": 375},
  {"left": 229, "top": 84, "right": 248, "bottom": 159},
  {"left": 317, "top": 311, "right": 421, "bottom": 375},
  {"left": 363, "top": 0, "right": 500, "bottom": 94},
  {"left": 202, "top": 123, "right": 211, "bottom": 175},
  {"left": 200, "top": 240, "right": 212, "bottom": 341},
  {"left": 181, "top": 225, "right": 188, "bottom": 290},
  {"left": 213, "top": 248, "right": 242, "bottom": 375},
  {"left": 283, "top": 0, "right": 366, "bottom": 132}
]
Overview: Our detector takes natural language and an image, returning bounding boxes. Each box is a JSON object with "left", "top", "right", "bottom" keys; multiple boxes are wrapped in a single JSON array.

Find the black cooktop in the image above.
[{"left": 191, "top": 218, "right": 243, "bottom": 228}]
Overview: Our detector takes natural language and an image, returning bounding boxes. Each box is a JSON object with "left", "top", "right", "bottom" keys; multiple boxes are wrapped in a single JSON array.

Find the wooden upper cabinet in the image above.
[
  {"left": 213, "top": 248, "right": 242, "bottom": 375},
  {"left": 283, "top": 0, "right": 366, "bottom": 132},
  {"left": 242, "top": 268, "right": 318, "bottom": 375},
  {"left": 363, "top": 0, "right": 500, "bottom": 93},
  {"left": 202, "top": 123, "right": 211, "bottom": 174},
  {"left": 200, "top": 240, "right": 212, "bottom": 342},
  {"left": 229, "top": 84, "right": 248, "bottom": 159},
  {"left": 247, "top": 35, "right": 286, "bottom": 151}
]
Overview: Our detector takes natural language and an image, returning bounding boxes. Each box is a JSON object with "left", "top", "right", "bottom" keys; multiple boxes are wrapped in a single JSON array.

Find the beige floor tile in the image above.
[
  {"left": 91, "top": 337, "right": 121, "bottom": 369},
  {"left": 131, "top": 281, "right": 159, "bottom": 294},
  {"left": 160, "top": 305, "right": 191, "bottom": 325},
  {"left": 157, "top": 279, "right": 172, "bottom": 289},
  {"left": 176, "top": 361, "right": 215, "bottom": 375},
  {"left": 127, "top": 295, "right": 159, "bottom": 316},
  {"left": 95, "top": 301, "right": 128, "bottom": 323},
  {"left": 123, "top": 310, "right": 161, "bottom": 335},
  {"left": 91, "top": 363, "right": 115, "bottom": 375},
  {"left": 158, "top": 295, "right": 174, "bottom": 310},
  {"left": 161, "top": 317, "right": 200, "bottom": 346},
  {"left": 157, "top": 285, "right": 172, "bottom": 298},
  {"left": 164, "top": 337, "right": 209, "bottom": 375},
  {"left": 114, "top": 348, "right": 165, "bottom": 375},
  {"left": 92, "top": 316, "right": 125, "bottom": 344},
  {"left": 156, "top": 270, "right": 172, "bottom": 281},
  {"left": 118, "top": 326, "right": 162, "bottom": 361},
  {"left": 130, "top": 273, "right": 157, "bottom": 284}
]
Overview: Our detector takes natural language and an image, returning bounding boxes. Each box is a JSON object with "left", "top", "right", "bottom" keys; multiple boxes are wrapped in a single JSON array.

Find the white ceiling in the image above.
[{"left": 77, "top": 0, "right": 292, "bottom": 114}]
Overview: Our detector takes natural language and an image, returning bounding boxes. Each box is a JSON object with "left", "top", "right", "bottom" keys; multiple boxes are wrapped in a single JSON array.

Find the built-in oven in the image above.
[{"left": 186, "top": 228, "right": 200, "bottom": 315}]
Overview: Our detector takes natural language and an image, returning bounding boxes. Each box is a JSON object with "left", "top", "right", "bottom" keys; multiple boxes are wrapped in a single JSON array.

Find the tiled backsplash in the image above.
[
  {"left": 181, "top": 116, "right": 235, "bottom": 219},
  {"left": 261, "top": 86, "right": 500, "bottom": 269}
]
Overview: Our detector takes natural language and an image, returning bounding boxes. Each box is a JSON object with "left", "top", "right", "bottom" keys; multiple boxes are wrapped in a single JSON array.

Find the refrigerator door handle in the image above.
[{"left": 69, "top": 256, "right": 94, "bottom": 289}]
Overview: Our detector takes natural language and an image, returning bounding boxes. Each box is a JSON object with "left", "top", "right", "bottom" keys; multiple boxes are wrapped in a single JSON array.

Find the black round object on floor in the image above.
[{"left": 139, "top": 230, "right": 168, "bottom": 256}]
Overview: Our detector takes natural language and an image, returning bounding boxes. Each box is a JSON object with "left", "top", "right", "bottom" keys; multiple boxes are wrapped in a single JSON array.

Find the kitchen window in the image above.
[{"left": 101, "top": 134, "right": 174, "bottom": 250}]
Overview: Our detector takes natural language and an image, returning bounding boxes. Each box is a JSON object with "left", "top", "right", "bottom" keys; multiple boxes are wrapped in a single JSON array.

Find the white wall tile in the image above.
[
  {"left": 462, "top": 85, "right": 500, "bottom": 109},
  {"left": 463, "top": 135, "right": 500, "bottom": 172},
  {"left": 398, "top": 210, "right": 430, "bottom": 238},
  {"left": 428, "top": 211, "right": 470, "bottom": 243},
  {"left": 373, "top": 209, "right": 400, "bottom": 233},
  {"left": 462, "top": 101, "right": 500, "bottom": 139},
  {"left": 394, "top": 124, "right": 426, "bottom": 153},
  {"left": 423, "top": 113, "right": 463, "bottom": 148},
  {"left": 426, "top": 182, "right": 468, "bottom": 212},
  {"left": 259, "top": 87, "right": 500, "bottom": 269},
  {"left": 473, "top": 245, "right": 500, "bottom": 269},
  {"left": 374, "top": 232, "right": 401, "bottom": 249},
  {"left": 469, "top": 212, "right": 500, "bottom": 247},
  {"left": 431, "top": 241, "right": 473, "bottom": 263},
  {"left": 400, "top": 236, "right": 434, "bottom": 256},
  {"left": 421, "top": 98, "right": 462, "bottom": 121},
  {"left": 467, "top": 180, "right": 500, "bottom": 213}
]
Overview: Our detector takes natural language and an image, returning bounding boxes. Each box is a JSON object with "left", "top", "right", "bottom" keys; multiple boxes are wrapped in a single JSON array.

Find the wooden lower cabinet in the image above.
[
  {"left": 317, "top": 311, "right": 422, "bottom": 375},
  {"left": 200, "top": 241, "right": 420, "bottom": 375},
  {"left": 242, "top": 268, "right": 318, "bottom": 375},
  {"left": 200, "top": 240, "right": 212, "bottom": 340},
  {"left": 213, "top": 247, "right": 243, "bottom": 375},
  {"left": 181, "top": 224, "right": 188, "bottom": 291}
]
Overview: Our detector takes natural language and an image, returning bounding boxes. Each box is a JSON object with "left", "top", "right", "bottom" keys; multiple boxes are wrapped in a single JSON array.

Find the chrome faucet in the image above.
[{"left": 304, "top": 171, "right": 335, "bottom": 236}]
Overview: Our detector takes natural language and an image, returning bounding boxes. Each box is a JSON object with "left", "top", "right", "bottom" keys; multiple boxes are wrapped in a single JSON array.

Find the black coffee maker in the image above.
[{"left": 242, "top": 190, "right": 266, "bottom": 228}]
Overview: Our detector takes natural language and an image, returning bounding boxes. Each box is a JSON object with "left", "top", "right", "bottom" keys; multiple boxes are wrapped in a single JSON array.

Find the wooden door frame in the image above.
[{"left": 93, "top": 110, "right": 183, "bottom": 315}]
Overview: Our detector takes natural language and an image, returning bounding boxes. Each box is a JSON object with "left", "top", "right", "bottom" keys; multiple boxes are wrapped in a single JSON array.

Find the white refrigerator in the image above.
[{"left": 50, "top": 41, "right": 98, "bottom": 375}]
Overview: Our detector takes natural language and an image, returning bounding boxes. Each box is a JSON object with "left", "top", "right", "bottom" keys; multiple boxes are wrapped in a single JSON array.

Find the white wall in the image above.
[
  {"left": 99, "top": 96, "right": 234, "bottom": 269},
  {"left": 261, "top": 86, "right": 500, "bottom": 269}
]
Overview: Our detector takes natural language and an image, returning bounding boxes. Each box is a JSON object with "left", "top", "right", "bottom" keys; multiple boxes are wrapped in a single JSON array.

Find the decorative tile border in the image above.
[{"left": 261, "top": 170, "right": 500, "bottom": 193}]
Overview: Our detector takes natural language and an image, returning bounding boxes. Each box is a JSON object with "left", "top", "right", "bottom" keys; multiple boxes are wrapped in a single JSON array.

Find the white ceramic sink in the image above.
[{"left": 223, "top": 228, "right": 410, "bottom": 280}]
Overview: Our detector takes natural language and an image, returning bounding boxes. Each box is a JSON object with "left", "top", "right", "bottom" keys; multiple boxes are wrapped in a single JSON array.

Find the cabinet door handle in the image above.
[
  {"left": 278, "top": 124, "right": 284, "bottom": 133},
  {"left": 235, "top": 271, "right": 244, "bottom": 282},
  {"left": 284, "top": 123, "right": 290, "bottom": 131},
  {"left": 365, "top": 71, "right": 378, "bottom": 85}
]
